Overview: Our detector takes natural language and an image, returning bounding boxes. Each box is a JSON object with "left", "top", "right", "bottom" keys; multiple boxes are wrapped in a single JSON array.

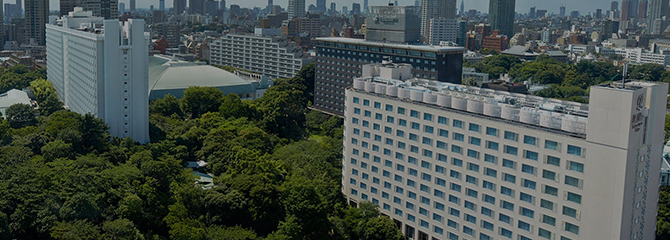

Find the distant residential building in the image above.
[
  {"left": 209, "top": 34, "right": 313, "bottom": 80},
  {"left": 661, "top": 154, "right": 670, "bottom": 186},
  {"left": 426, "top": 19, "right": 458, "bottom": 45},
  {"left": 462, "top": 67, "right": 489, "bottom": 86},
  {"left": 366, "top": 5, "right": 421, "bottom": 44},
  {"left": 288, "top": 0, "right": 306, "bottom": 18},
  {"left": 481, "top": 30, "right": 509, "bottom": 52},
  {"left": 647, "top": 0, "right": 669, "bottom": 34},
  {"left": 46, "top": 8, "right": 150, "bottom": 143},
  {"left": 3, "top": 52, "right": 36, "bottom": 70},
  {"left": 420, "top": 0, "right": 457, "bottom": 39},
  {"left": 154, "top": 23, "right": 181, "bottom": 48}
]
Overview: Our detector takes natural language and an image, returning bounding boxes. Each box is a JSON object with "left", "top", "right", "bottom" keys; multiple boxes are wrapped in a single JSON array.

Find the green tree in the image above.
[
  {"left": 219, "top": 93, "right": 247, "bottom": 119},
  {"left": 150, "top": 94, "right": 184, "bottom": 117},
  {"left": 5, "top": 103, "right": 38, "bottom": 128},
  {"left": 29, "top": 79, "right": 64, "bottom": 116},
  {"left": 0, "top": 211, "right": 9, "bottom": 240},
  {"left": 181, "top": 87, "right": 224, "bottom": 118},
  {"left": 630, "top": 63, "right": 665, "bottom": 81},
  {"left": 360, "top": 217, "right": 405, "bottom": 240},
  {"left": 205, "top": 225, "right": 257, "bottom": 240},
  {"left": 41, "top": 139, "right": 74, "bottom": 161},
  {"left": 50, "top": 220, "right": 101, "bottom": 240},
  {"left": 101, "top": 219, "right": 145, "bottom": 240}
]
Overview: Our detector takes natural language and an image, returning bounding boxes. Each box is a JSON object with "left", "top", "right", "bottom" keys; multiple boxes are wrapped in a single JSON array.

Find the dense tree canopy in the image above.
[{"left": 0, "top": 64, "right": 403, "bottom": 240}]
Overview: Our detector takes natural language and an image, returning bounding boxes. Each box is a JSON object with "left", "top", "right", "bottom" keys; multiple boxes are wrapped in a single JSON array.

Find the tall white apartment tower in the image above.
[
  {"left": 288, "top": 0, "right": 305, "bottom": 19},
  {"left": 342, "top": 62, "right": 666, "bottom": 240},
  {"left": 46, "top": 8, "right": 150, "bottom": 143}
]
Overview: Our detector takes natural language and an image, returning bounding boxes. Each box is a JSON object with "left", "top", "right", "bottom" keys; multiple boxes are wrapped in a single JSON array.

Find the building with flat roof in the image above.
[
  {"left": 313, "top": 37, "right": 464, "bottom": 116},
  {"left": 342, "top": 62, "right": 666, "bottom": 240},
  {"left": 149, "top": 55, "right": 272, "bottom": 100},
  {"left": 209, "top": 33, "right": 313, "bottom": 80},
  {"left": 46, "top": 8, "right": 150, "bottom": 143}
]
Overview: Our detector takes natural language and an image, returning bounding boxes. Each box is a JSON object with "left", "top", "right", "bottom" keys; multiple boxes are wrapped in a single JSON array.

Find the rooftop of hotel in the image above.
[{"left": 315, "top": 37, "right": 465, "bottom": 53}]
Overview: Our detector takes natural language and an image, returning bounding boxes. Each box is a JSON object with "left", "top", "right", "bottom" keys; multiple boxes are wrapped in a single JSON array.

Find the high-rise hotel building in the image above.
[
  {"left": 313, "top": 37, "right": 464, "bottom": 116},
  {"left": 46, "top": 8, "right": 150, "bottom": 143},
  {"left": 342, "top": 63, "right": 666, "bottom": 240}
]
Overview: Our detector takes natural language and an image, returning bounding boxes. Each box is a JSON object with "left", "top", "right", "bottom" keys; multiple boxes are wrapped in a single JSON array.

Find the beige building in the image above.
[{"left": 343, "top": 63, "right": 666, "bottom": 240}]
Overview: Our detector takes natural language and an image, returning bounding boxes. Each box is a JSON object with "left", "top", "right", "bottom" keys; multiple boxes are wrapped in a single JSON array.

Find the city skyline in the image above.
[{"left": 34, "top": 0, "right": 626, "bottom": 15}]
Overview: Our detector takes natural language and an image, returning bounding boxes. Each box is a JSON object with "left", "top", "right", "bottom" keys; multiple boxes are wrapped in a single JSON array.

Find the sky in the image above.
[{"left": 28, "top": 0, "right": 617, "bottom": 15}]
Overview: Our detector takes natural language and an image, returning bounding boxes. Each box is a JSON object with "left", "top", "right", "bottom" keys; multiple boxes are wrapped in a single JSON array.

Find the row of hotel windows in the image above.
[
  {"left": 350, "top": 97, "right": 585, "bottom": 157},
  {"left": 316, "top": 43, "right": 443, "bottom": 59},
  {"left": 348, "top": 185, "right": 580, "bottom": 240},
  {"left": 348, "top": 117, "right": 586, "bottom": 173}
]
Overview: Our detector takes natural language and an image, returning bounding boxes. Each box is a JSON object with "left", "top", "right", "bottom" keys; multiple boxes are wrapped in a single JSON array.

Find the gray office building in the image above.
[
  {"left": 366, "top": 6, "right": 421, "bottom": 44},
  {"left": 488, "top": 0, "right": 515, "bottom": 37},
  {"left": 313, "top": 37, "right": 464, "bottom": 116}
]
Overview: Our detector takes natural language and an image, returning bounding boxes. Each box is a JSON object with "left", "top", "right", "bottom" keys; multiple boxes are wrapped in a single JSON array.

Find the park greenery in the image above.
[{"left": 0, "top": 64, "right": 405, "bottom": 240}]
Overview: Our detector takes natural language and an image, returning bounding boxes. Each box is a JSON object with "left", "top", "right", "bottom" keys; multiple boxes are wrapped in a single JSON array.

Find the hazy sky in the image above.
[{"left": 27, "top": 0, "right": 618, "bottom": 15}]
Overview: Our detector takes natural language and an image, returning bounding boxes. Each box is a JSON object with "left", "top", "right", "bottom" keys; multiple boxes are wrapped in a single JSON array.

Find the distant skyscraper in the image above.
[
  {"left": 460, "top": 0, "right": 464, "bottom": 15},
  {"left": 631, "top": 0, "right": 639, "bottom": 18},
  {"left": 638, "top": 0, "right": 648, "bottom": 19},
  {"left": 268, "top": 0, "right": 273, "bottom": 8},
  {"left": 364, "top": 0, "right": 368, "bottom": 13},
  {"left": 288, "top": 0, "right": 306, "bottom": 18},
  {"left": 160, "top": 0, "right": 165, "bottom": 11},
  {"left": 317, "top": 0, "right": 326, "bottom": 13},
  {"left": 415, "top": 0, "right": 420, "bottom": 7},
  {"left": 560, "top": 5, "right": 566, "bottom": 17},
  {"left": 621, "top": 0, "right": 630, "bottom": 19},
  {"left": 529, "top": 6, "right": 536, "bottom": 18},
  {"left": 420, "top": 0, "right": 457, "bottom": 42},
  {"left": 174, "top": 0, "right": 186, "bottom": 14},
  {"left": 342, "top": 6, "right": 348, "bottom": 14},
  {"left": 189, "top": 0, "right": 204, "bottom": 14},
  {"left": 129, "top": 0, "right": 135, "bottom": 12},
  {"left": 612, "top": 1, "right": 619, "bottom": 11},
  {"left": 330, "top": 2, "right": 336, "bottom": 14},
  {"left": 596, "top": 9, "right": 603, "bottom": 18},
  {"left": 119, "top": 2, "right": 125, "bottom": 13},
  {"left": 25, "top": 0, "right": 48, "bottom": 45},
  {"left": 488, "top": 0, "right": 515, "bottom": 37},
  {"left": 204, "top": 0, "right": 218, "bottom": 16},
  {"left": 394, "top": 0, "right": 399, "bottom": 6},
  {"left": 352, "top": 3, "right": 361, "bottom": 15},
  {"left": 648, "top": 0, "right": 669, "bottom": 34}
]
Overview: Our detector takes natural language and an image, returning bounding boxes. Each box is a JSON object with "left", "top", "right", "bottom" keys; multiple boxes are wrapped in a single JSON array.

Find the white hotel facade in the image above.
[
  {"left": 342, "top": 63, "right": 666, "bottom": 240},
  {"left": 46, "top": 8, "right": 150, "bottom": 143}
]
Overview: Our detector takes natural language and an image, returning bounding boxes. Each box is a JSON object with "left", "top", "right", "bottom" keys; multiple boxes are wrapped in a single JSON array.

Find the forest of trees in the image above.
[{"left": 0, "top": 64, "right": 405, "bottom": 240}]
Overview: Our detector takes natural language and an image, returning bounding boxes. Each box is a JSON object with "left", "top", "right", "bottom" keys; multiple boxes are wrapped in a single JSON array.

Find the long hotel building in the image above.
[
  {"left": 314, "top": 37, "right": 464, "bottom": 116},
  {"left": 342, "top": 63, "right": 666, "bottom": 240}
]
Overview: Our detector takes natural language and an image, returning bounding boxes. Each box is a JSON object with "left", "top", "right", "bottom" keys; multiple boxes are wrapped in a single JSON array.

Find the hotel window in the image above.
[
  {"left": 546, "top": 155, "right": 561, "bottom": 167},
  {"left": 453, "top": 119, "right": 463, "bottom": 128},
  {"left": 467, "top": 163, "right": 480, "bottom": 172},
  {"left": 486, "top": 141, "right": 499, "bottom": 150},
  {"left": 504, "top": 146, "right": 518, "bottom": 156},
  {"left": 469, "top": 123, "right": 480, "bottom": 132},
  {"left": 397, "top": 107, "right": 406, "bottom": 115},
  {"left": 567, "top": 145, "right": 582, "bottom": 156},
  {"left": 566, "top": 192, "right": 582, "bottom": 204},
  {"left": 523, "top": 136, "right": 536, "bottom": 146},
  {"left": 504, "top": 131, "right": 517, "bottom": 141},
  {"left": 567, "top": 161, "right": 584, "bottom": 173},
  {"left": 470, "top": 137, "right": 481, "bottom": 146},
  {"left": 502, "top": 159, "right": 515, "bottom": 170},
  {"left": 486, "top": 127, "right": 498, "bottom": 136},
  {"left": 545, "top": 140, "right": 559, "bottom": 151},
  {"left": 438, "top": 116, "right": 448, "bottom": 124},
  {"left": 543, "top": 185, "right": 558, "bottom": 196},
  {"left": 564, "top": 176, "right": 582, "bottom": 189},
  {"left": 424, "top": 113, "right": 433, "bottom": 121},
  {"left": 524, "top": 150, "right": 539, "bottom": 161},
  {"left": 542, "top": 170, "right": 557, "bottom": 181},
  {"left": 410, "top": 110, "right": 419, "bottom": 118},
  {"left": 542, "top": 215, "right": 556, "bottom": 226}
]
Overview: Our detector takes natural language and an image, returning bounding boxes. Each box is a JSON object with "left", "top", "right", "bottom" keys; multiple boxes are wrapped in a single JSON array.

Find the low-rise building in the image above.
[{"left": 149, "top": 55, "right": 272, "bottom": 100}]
